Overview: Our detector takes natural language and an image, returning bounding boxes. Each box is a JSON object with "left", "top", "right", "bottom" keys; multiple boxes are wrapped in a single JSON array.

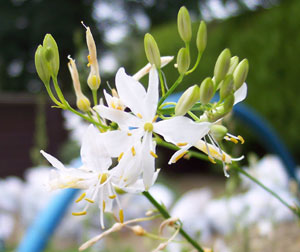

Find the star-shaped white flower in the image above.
[{"left": 95, "top": 67, "right": 211, "bottom": 189}]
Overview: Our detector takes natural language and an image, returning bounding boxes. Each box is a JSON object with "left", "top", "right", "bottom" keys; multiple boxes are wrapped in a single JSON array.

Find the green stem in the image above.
[
  {"left": 142, "top": 191, "right": 204, "bottom": 252},
  {"left": 186, "top": 52, "right": 202, "bottom": 75},
  {"left": 92, "top": 89, "right": 98, "bottom": 106},
  {"left": 233, "top": 164, "right": 299, "bottom": 217},
  {"left": 52, "top": 76, "right": 67, "bottom": 106},
  {"left": 158, "top": 69, "right": 166, "bottom": 97},
  {"left": 158, "top": 74, "right": 184, "bottom": 107},
  {"left": 44, "top": 83, "right": 61, "bottom": 106}
]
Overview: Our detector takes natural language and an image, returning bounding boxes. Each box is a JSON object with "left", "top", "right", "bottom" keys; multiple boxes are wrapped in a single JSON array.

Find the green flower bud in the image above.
[
  {"left": 210, "top": 125, "right": 228, "bottom": 141},
  {"left": 175, "top": 84, "right": 200, "bottom": 116},
  {"left": 43, "top": 34, "right": 60, "bottom": 77},
  {"left": 200, "top": 77, "right": 214, "bottom": 104},
  {"left": 233, "top": 59, "right": 249, "bottom": 90},
  {"left": 76, "top": 94, "right": 91, "bottom": 113},
  {"left": 35, "top": 45, "right": 50, "bottom": 85},
  {"left": 219, "top": 74, "right": 234, "bottom": 101},
  {"left": 214, "top": 48, "right": 231, "bottom": 84},
  {"left": 177, "top": 6, "right": 192, "bottom": 43},
  {"left": 223, "top": 93, "right": 235, "bottom": 113},
  {"left": 196, "top": 21, "right": 207, "bottom": 54},
  {"left": 144, "top": 33, "right": 161, "bottom": 68},
  {"left": 177, "top": 47, "right": 190, "bottom": 74},
  {"left": 228, "top": 56, "right": 239, "bottom": 74}
]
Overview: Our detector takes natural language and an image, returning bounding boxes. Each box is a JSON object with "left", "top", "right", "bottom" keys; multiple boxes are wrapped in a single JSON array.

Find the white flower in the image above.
[{"left": 95, "top": 67, "right": 211, "bottom": 189}]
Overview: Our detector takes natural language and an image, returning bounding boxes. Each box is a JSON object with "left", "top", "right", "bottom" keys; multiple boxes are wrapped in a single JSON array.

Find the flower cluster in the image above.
[{"left": 35, "top": 6, "right": 249, "bottom": 251}]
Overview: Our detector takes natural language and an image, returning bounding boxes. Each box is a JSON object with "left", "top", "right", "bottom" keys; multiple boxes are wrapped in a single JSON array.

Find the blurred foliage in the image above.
[
  {"left": 135, "top": 0, "right": 300, "bottom": 160},
  {"left": 0, "top": 0, "right": 97, "bottom": 92}
]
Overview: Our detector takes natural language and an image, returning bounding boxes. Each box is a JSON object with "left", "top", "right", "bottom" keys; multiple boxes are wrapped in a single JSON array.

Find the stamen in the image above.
[
  {"left": 75, "top": 192, "right": 86, "bottom": 203},
  {"left": 118, "top": 152, "right": 124, "bottom": 162},
  {"left": 81, "top": 21, "right": 88, "bottom": 29},
  {"left": 150, "top": 151, "right": 158, "bottom": 158},
  {"left": 109, "top": 194, "right": 116, "bottom": 199},
  {"left": 176, "top": 142, "right": 188, "bottom": 147},
  {"left": 230, "top": 137, "right": 238, "bottom": 144},
  {"left": 208, "top": 156, "right": 216, "bottom": 164},
  {"left": 222, "top": 153, "right": 226, "bottom": 161},
  {"left": 87, "top": 55, "right": 91, "bottom": 67},
  {"left": 119, "top": 209, "right": 124, "bottom": 223},
  {"left": 223, "top": 165, "right": 230, "bottom": 178},
  {"left": 85, "top": 198, "right": 94, "bottom": 203},
  {"left": 238, "top": 135, "right": 245, "bottom": 144},
  {"left": 174, "top": 151, "right": 188, "bottom": 163},
  {"left": 98, "top": 173, "right": 108, "bottom": 184},
  {"left": 136, "top": 113, "right": 143, "bottom": 119},
  {"left": 152, "top": 115, "right": 158, "bottom": 123},
  {"left": 127, "top": 132, "right": 132, "bottom": 136},
  {"left": 103, "top": 201, "right": 106, "bottom": 212},
  {"left": 111, "top": 102, "right": 116, "bottom": 109},
  {"left": 72, "top": 211, "right": 87, "bottom": 216},
  {"left": 131, "top": 146, "right": 136, "bottom": 156}
]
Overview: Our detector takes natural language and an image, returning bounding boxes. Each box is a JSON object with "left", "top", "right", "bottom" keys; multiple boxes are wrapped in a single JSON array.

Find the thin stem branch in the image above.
[
  {"left": 142, "top": 191, "right": 204, "bottom": 252},
  {"left": 92, "top": 89, "right": 98, "bottom": 106},
  {"left": 186, "top": 53, "right": 202, "bottom": 75},
  {"left": 158, "top": 69, "right": 166, "bottom": 97}
]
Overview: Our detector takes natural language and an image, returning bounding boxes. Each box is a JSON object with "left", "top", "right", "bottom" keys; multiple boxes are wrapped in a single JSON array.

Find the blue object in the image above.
[{"left": 18, "top": 93, "right": 298, "bottom": 251}]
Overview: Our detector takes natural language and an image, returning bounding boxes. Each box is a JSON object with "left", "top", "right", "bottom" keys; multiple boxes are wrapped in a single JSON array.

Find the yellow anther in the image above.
[
  {"left": 117, "top": 106, "right": 122, "bottom": 110},
  {"left": 150, "top": 151, "right": 158, "bottom": 158},
  {"left": 222, "top": 153, "right": 226, "bottom": 161},
  {"left": 152, "top": 115, "right": 158, "bottom": 123},
  {"left": 118, "top": 152, "right": 124, "bottom": 162},
  {"left": 238, "top": 135, "right": 245, "bottom": 144},
  {"left": 127, "top": 132, "right": 132, "bottom": 136},
  {"left": 87, "top": 55, "right": 92, "bottom": 67},
  {"left": 119, "top": 209, "right": 124, "bottom": 223},
  {"left": 72, "top": 211, "right": 87, "bottom": 216},
  {"left": 85, "top": 198, "right": 94, "bottom": 203},
  {"left": 109, "top": 194, "right": 116, "bottom": 199},
  {"left": 111, "top": 102, "right": 116, "bottom": 109},
  {"left": 137, "top": 113, "right": 143, "bottom": 119},
  {"left": 75, "top": 192, "right": 86, "bottom": 203},
  {"left": 111, "top": 88, "right": 119, "bottom": 98},
  {"left": 131, "top": 146, "right": 136, "bottom": 156},
  {"left": 208, "top": 156, "right": 216, "bottom": 164},
  {"left": 98, "top": 173, "right": 108, "bottom": 184},
  {"left": 174, "top": 151, "right": 188, "bottom": 163},
  {"left": 230, "top": 137, "right": 238, "bottom": 144},
  {"left": 103, "top": 200, "right": 106, "bottom": 212},
  {"left": 176, "top": 142, "right": 188, "bottom": 147}
]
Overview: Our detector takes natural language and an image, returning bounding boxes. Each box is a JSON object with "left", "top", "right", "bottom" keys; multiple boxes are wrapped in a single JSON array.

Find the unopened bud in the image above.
[
  {"left": 175, "top": 85, "right": 199, "bottom": 116},
  {"left": 233, "top": 59, "right": 249, "bottom": 90},
  {"left": 228, "top": 56, "right": 239, "bottom": 74},
  {"left": 131, "top": 225, "right": 146, "bottom": 236},
  {"left": 196, "top": 21, "right": 207, "bottom": 54},
  {"left": 210, "top": 125, "right": 228, "bottom": 141},
  {"left": 214, "top": 48, "right": 231, "bottom": 84},
  {"left": 144, "top": 33, "right": 161, "bottom": 68},
  {"left": 177, "top": 48, "right": 190, "bottom": 74},
  {"left": 43, "top": 34, "right": 59, "bottom": 77},
  {"left": 87, "top": 74, "right": 101, "bottom": 90},
  {"left": 35, "top": 45, "right": 50, "bottom": 85},
  {"left": 219, "top": 74, "right": 234, "bottom": 101},
  {"left": 223, "top": 93, "right": 235, "bottom": 113},
  {"left": 177, "top": 6, "right": 192, "bottom": 43},
  {"left": 76, "top": 95, "right": 91, "bottom": 113},
  {"left": 199, "top": 77, "right": 214, "bottom": 104}
]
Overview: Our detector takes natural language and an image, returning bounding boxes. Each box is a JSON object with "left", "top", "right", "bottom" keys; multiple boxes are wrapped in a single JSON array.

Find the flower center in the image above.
[{"left": 144, "top": 122, "right": 153, "bottom": 132}]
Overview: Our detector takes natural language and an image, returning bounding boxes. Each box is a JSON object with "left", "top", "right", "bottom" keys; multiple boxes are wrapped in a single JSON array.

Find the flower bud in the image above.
[
  {"left": 233, "top": 59, "right": 249, "bottom": 90},
  {"left": 43, "top": 34, "right": 59, "bottom": 77},
  {"left": 131, "top": 225, "right": 146, "bottom": 236},
  {"left": 214, "top": 48, "right": 231, "bottom": 84},
  {"left": 223, "top": 93, "right": 235, "bottom": 113},
  {"left": 35, "top": 45, "right": 50, "bottom": 85},
  {"left": 76, "top": 94, "right": 91, "bottom": 113},
  {"left": 177, "top": 47, "right": 190, "bottom": 74},
  {"left": 210, "top": 125, "right": 228, "bottom": 141},
  {"left": 196, "top": 21, "right": 207, "bottom": 54},
  {"left": 144, "top": 33, "right": 161, "bottom": 69},
  {"left": 175, "top": 84, "right": 200, "bottom": 116},
  {"left": 219, "top": 74, "right": 234, "bottom": 101},
  {"left": 177, "top": 6, "right": 192, "bottom": 43},
  {"left": 228, "top": 56, "right": 239, "bottom": 74},
  {"left": 199, "top": 77, "right": 214, "bottom": 104}
]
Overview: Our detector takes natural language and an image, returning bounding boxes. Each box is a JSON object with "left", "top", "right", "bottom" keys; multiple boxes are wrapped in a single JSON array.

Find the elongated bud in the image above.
[
  {"left": 77, "top": 95, "right": 91, "bottom": 112},
  {"left": 35, "top": 45, "right": 50, "bottom": 85},
  {"left": 175, "top": 85, "right": 200, "bottom": 116},
  {"left": 233, "top": 59, "right": 249, "bottom": 90},
  {"left": 144, "top": 33, "right": 161, "bottom": 68},
  {"left": 196, "top": 21, "right": 207, "bottom": 54},
  {"left": 177, "top": 6, "right": 192, "bottom": 43},
  {"left": 214, "top": 48, "right": 231, "bottom": 84},
  {"left": 200, "top": 77, "right": 214, "bottom": 104},
  {"left": 228, "top": 56, "right": 239, "bottom": 74},
  {"left": 219, "top": 74, "right": 234, "bottom": 101},
  {"left": 210, "top": 125, "right": 228, "bottom": 141},
  {"left": 223, "top": 93, "right": 235, "bottom": 113},
  {"left": 43, "top": 34, "right": 59, "bottom": 77},
  {"left": 177, "top": 48, "right": 190, "bottom": 74}
]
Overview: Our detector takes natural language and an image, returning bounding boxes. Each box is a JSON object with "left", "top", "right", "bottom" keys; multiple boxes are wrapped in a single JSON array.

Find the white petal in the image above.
[
  {"left": 116, "top": 68, "right": 146, "bottom": 116},
  {"left": 81, "top": 125, "right": 112, "bottom": 172},
  {"left": 234, "top": 83, "right": 247, "bottom": 105},
  {"left": 143, "top": 66, "right": 159, "bottom": 120},
  {"left": 154, "top": 116, "right": 211, "bottom": 146},
  {"left": 168, "top": 145, "right": 191, "bottom": 165},
  {"left": 94, "top": 105, "right": 141, "bottom": 130},
  {"left": 103, "top": 89, "right": 113, "bottom": 107},
  {"left": 40, "top": 150, "right": 65, "bottom": 170}
]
